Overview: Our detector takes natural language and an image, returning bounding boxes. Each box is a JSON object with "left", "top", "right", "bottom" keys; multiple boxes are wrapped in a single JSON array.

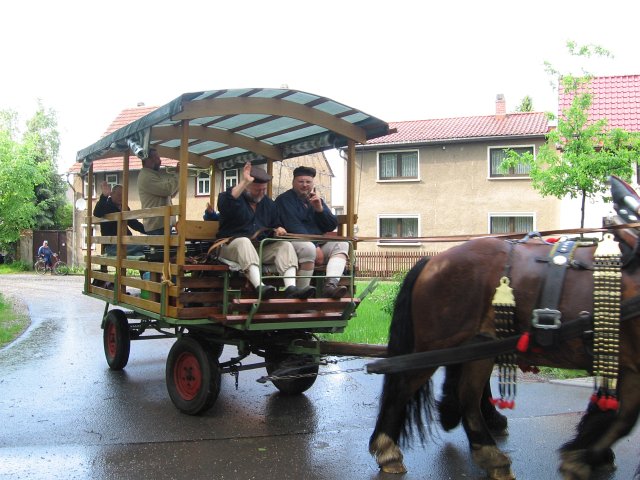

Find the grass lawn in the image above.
[
  {"left": 0, "top": 292, "right": 29, "bottom": 348},
  {"left": 318, "top": 280, "right": 394, "bottom": 345}
]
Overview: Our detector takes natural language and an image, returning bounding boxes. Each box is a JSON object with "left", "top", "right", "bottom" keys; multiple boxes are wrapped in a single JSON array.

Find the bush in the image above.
[{"left": 367, "top": 270, "right": 407, "bottom": 317}]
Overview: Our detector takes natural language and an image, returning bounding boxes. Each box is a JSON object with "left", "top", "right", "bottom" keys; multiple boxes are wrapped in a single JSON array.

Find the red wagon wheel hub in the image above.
[{"left": 173, "top": 352, "right": 202, "bottom": 401}]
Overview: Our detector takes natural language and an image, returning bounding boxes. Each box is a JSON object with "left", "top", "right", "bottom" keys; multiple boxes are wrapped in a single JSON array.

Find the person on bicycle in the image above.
[{"left": 37, "top": 240, "right": 53, "bottom": 270}]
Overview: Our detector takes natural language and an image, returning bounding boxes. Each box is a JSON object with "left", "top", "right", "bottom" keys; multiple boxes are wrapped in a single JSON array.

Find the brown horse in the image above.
[{"left": 369, "top": 234, "right": 640, "bottom": 479}]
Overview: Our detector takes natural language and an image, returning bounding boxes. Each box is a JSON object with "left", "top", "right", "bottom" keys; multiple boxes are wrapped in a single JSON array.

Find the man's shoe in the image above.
[
  {"left": 258, "top": 284, "right": 277, "bottom": 300},
  {"left": 284, "top": 285, "right": 316, "bottom": 299},
  {"left": 322, "top": 282, "right": 347, "bottom": 299}
]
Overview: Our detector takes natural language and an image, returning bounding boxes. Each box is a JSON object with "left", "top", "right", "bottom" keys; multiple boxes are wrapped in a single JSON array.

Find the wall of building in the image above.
[{"left": 353, "top": 138, "right": 560, "bottom": 253}]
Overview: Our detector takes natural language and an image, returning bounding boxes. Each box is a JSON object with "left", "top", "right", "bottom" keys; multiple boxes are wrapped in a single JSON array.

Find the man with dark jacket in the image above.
[
  {"left": 275, "top": 166, "right": 348, "bottom": 299},
  {"left": 93, "top": 181, "right": 146, "bottom": 256},
  {"left": 216, "top": 162, "right": 314, "bottom": 300}
]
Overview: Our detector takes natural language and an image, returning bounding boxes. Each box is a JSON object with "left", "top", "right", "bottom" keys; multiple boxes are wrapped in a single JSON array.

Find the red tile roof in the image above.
[
  {"left": 68, "top": 105, "right": 178, "bottom": 173},
  {"left": 367, "top": 112, "right": 549, "bottom": 146},
  {"left": 558, "top": 74, "right": 640, "bottom": 132}
]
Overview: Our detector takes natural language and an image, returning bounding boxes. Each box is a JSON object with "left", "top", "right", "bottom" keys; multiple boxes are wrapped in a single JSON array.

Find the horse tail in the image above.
[
  {"left": 387, "top": 256, "right": 429, "bottom": 356},
  {"left": 383, "top": 257, "right": 435, "bottom": 445}
]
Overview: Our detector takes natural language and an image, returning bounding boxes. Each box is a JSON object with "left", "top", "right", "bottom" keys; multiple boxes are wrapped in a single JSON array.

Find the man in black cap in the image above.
[
  {"left": 216, "top": 162, "right": 315, "bottom": 299},
  {"left": 275, "top": 166, "right": 349, "bottom": 299}
]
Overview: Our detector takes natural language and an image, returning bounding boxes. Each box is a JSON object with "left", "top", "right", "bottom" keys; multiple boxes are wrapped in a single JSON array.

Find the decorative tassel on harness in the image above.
[
  {"left": 591, "top": 233, "right": 622, "bottom": 412},
  {"left": 491, "top": 276, "right": 517, "bottom": 409}
]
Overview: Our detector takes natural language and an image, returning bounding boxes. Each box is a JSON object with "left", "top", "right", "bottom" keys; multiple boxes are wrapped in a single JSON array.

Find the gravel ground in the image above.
[{"left": 0, "top": 272, "right": 84, "bottom": 321}]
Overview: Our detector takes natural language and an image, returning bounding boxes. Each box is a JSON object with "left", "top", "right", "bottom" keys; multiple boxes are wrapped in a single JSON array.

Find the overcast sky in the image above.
[{"left": 2, "top": 0, "right": 639, "bottom": 174}]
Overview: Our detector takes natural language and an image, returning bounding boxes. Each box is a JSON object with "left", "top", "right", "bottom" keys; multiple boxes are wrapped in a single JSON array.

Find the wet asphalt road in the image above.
[{"left": 0, "top": 273, "right": 639, "bottom": 480}]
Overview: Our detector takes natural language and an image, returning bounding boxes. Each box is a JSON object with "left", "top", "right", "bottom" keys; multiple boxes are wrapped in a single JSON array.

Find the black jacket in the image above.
[{"left": 93, "top": 195, "right": 145, "bottom": 236}]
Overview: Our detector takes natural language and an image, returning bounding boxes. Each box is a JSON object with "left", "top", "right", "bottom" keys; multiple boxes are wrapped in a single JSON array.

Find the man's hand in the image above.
[
  {"left": 308, "top": 189, "right": 323, "bottom": 212},
  {"left": 100, "top": 181, "right": 112, "bottom": 197},
  {"left": 273, "top": 227, "right": 287, "bottom": 237},
  {"left": 243, "top": 162, "right": 254, "bottom": 183}
]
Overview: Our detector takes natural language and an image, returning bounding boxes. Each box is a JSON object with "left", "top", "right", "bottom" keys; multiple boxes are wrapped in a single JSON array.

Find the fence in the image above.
[{"left": 354, "top": 250, "right": 440, "bottom": 278}]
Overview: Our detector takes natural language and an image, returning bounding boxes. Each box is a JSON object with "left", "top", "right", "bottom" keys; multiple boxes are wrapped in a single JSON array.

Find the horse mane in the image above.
[{"left": 387, "top": 257, "right": 430, "bottom": 356}]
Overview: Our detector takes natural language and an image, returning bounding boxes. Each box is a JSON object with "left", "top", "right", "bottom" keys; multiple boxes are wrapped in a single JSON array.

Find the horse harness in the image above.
[{"left": 491, "top": 234, "right": 625, "bottom": 411}]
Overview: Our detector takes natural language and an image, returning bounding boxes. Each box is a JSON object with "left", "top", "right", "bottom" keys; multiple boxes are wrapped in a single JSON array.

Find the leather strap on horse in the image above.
[
  {"left": 491, "top": 266, "right": 518, "bottom": 408},
  {"left": 591, "top": 233, "right": 622, "bottom": 411},
  {"left": 528, "top": 240, "right": 578, "bottom": 348},
  {"left": 367, "top": 288, "right": 640, "bottom": 375},
  {"left": 365, "top": 311, "right": 591, "bottom": 374}
]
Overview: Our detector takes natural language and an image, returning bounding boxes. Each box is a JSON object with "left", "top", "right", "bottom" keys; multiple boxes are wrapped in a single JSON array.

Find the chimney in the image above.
[
  {"left": 137, "top": 102, "right": 145, "bottom": 107},
  {"left": 495, "top": 94, "right": 506, "bottom": 119}
]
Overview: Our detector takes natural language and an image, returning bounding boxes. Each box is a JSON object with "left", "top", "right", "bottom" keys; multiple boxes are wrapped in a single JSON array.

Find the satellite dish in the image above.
[{"left": 75, "top": 198, "right": 87, "bottom": 210}]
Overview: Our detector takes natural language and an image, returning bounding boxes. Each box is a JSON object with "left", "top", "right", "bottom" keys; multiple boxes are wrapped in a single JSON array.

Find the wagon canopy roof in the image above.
[{"left": 76, "top": 88, "right": 390, "bottom": 175}]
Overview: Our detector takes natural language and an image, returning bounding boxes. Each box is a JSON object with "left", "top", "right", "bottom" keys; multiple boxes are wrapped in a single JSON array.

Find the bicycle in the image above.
[{"left": 34, "top": 253, "right": 69, "bottom": 276}]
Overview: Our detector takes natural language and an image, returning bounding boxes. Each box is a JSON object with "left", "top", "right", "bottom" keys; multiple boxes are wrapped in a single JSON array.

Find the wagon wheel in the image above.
[
  {"left": 103, "top": 309, "right": 131, "bottom": 370},
  {"left": 54, "top": 261, "right": 69, "bottom": 275},
  {"left": 166, "top": 336, "right": 221, "bottom": 415},
  {"left": 265, "top": 350, "right": 319, "bottom": 395},
  {"left": 34, "top": 260, "right": 46, "bottom": 275}
]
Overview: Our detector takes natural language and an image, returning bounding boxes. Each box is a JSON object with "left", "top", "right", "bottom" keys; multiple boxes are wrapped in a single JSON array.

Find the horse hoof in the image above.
[
  {"left": 559, "top": 450, "right": 592, "bottom": 480},
  {"left": 381, "top": 461, "right": 407, "bottom": 474},
  {"left": 487, "top": 466, "right": 515, "bottom": 480},
  {"left": 472, "top": 445, "right": 512, "bottom": 479}
]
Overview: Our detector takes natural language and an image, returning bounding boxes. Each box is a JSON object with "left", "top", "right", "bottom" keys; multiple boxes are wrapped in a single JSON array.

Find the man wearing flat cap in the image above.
[
  {"left": 275, "top": 166, "right": 349, "bottom": 299},
  {"left": 216, "top": 162, "right": 315, "bottom": 300}
]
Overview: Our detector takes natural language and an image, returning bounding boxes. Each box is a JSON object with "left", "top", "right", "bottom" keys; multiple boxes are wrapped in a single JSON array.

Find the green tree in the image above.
[
  {"left": 23, "top": 101, "right": 70, "bottom": 230},
  {"left": 501, "top": 41, "right": 640, "bottom": 228},
  {"left": 515, "top": 95, "right": 534, "bottom": 112},
  {"left": 0, "top": 121, "right": 47, "bottom": 249}
]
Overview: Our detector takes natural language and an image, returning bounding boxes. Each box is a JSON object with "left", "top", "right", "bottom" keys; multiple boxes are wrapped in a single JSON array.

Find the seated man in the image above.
[
  {"left": 93, "top": 181, "right": 146, "bottom": 256},
  {"left": 275, "top": 166, "right": 349, "bottom": 299},
  {"left": 216, "top": 162, "right": 315, "bottom": 300}
]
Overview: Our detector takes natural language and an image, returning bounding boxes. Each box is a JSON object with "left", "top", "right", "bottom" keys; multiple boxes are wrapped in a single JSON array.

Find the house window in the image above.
[
  {"left": 489, "top": 214, "right": 534, "bottom": 234},
  {"left": 81, "top": 223, "right": 98, "bottom": 251},
  {"left": 83, "top": 175, "right": 96, "bottom": 199},
  {"left": 378, "top": 150, "right": 419, "bottom": 181},
  {"left": 105, "top": 174, "right": 118, "bottom": 189},
  {"left": 489, "top": 146, "right": 533, "bottom": 178},
  {"left": 378, "top": 215, "right": 419, "bottom": 245},
  {"left": 196, "top": 172, "right": 210, "bottom": 196},
  {"left": 224, "top": 169, "right": 239, "bottom": 189}
]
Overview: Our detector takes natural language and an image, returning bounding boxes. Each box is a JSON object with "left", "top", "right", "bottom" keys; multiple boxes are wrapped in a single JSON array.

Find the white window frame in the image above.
[
  {"left": 196, "top": 171, "right": 210, "bottom": 196},
  {"left": 376, "top": 149, "right": 420, "bottom": 182},
  {"left": 487, "top": 212, "right": 536, "bottom": 234},
  {"left": 224, "top": 169, "right": 239, "bottom": 189},
  {"left": 105, "top": 173, "right": 118, "bottom": 189},
  {"left": 488, "top": 145, "right": 534, "bottom": 179},
  {"left": 377, "top": 214, "right": 421, "bottom": 246},
  {"left": 83, "top": 175, "right": 96, "bottom": 199},
  {"left": 81, "top": 223, "right": 98, "bottom": 251}
]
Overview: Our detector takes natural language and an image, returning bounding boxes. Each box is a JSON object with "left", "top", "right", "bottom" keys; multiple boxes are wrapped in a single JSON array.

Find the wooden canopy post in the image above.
[
  {"left": 267, "top": 159, "right": 274, "bottom": 198},
  {"left": 209, "top": 164, "right": 216, "bottom": 211},
  {"left": 86, "top": 164, "right": 94, "bottom": 275},
  {"left": 176, "top": 120, "right": 189, "bottom": 267},
  {"left": 346, "top": 140, "right": 357, "bottom": 239}
]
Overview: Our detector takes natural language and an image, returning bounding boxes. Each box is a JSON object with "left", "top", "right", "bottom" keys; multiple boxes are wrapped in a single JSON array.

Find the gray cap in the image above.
[{"left": 251, "top": 166, "right": 272, "bottom": 183}]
